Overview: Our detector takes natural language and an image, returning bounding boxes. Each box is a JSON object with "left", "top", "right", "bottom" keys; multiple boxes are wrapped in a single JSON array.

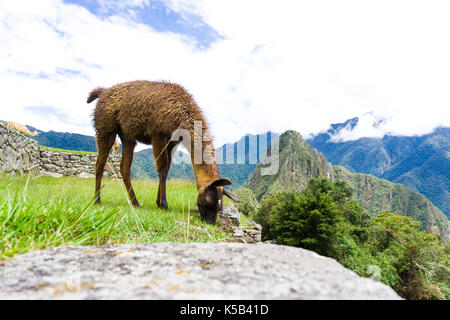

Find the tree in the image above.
[
  {"left": 254, "top": 178, "right": 450, "bottom": 299},
  {"left": 370, "top": 211, "right": 449, "bottom": 299},
  {"left": 256, "top": 179, "right": 344, "bottom": 256}
]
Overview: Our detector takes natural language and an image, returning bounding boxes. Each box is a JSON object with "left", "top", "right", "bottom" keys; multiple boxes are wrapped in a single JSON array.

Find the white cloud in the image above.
[
  {"left": 1, "top": 0, "right": 449, "bottom": 148},
  {"left": 328, "top": 112, "right": 386, "bottom": 142},
  {"left": 166, "top": 0, "right": 450, "bottom": 140}
]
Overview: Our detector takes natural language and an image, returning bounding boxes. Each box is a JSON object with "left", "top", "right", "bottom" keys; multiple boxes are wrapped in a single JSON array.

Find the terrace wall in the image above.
[{"left": 0, "top": 123, "right": 121, "bottom": 178}]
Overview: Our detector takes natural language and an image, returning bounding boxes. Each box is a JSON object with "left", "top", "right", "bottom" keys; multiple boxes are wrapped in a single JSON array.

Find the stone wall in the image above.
[
  {"left": 0, "top": 123, "right": 40, "bottom": 175},
  {"left": 38, "top": 148, "right": 121, "bottom": 178},
  {"left": 0, "top": 122, "right": 121, "bottom": 178}
]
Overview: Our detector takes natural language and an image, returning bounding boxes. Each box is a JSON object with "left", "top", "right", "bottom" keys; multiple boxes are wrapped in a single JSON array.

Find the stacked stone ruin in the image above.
[
  {"left": 219, "top": 206, "right": 262, "bottom": 243},
  {"left": 0, "top": 122, "right": 121, "bottom": 178}
]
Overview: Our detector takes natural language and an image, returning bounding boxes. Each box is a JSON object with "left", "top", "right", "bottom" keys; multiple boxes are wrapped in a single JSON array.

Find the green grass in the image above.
[
  {"left": 40, "top": 146, "right": 97, "bottom": 155},
  {"left": 0, "top": 175, "right": 231, "bottom": 260}
]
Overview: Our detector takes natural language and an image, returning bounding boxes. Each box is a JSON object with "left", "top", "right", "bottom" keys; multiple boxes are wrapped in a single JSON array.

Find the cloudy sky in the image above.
[{"left": 1, "top": 0, "right": 449, "bottom": 147}]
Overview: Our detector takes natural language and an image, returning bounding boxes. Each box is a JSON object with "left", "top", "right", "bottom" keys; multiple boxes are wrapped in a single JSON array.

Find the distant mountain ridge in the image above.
[
  {"left": 31, "top": 129, "right": 98, "bottom": 152},
  {"left": 132, "top": 132, "right": 279, "bottom": 189},
  {"left": 307, "top": 118, "right": 450, "bottom": 218},
  {"left": 21, "top": 122, "right": 278, "bottom": 190},
  {"left": 247, "top": 130, "right": 448, "bottom": 238}
]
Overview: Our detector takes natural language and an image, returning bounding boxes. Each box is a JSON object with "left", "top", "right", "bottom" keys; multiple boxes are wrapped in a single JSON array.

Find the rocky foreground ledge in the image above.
[{"left": 0, "top": 243, "right": 401, "bottom": 299}]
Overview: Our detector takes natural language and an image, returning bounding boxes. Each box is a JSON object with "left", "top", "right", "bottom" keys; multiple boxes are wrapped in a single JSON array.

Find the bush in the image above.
[
  {"left": 370, "top": 211, "right": 449, "bottom": 299},
  {"left": 255, "top": 179, "right": 343, "bottom": 256},
  {"left": 254, "top": 178, "right": 450, "bottom": 300}
]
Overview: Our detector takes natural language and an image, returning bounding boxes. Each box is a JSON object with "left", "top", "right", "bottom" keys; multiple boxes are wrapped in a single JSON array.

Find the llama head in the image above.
[{"left": 197, "top": 178, "right": 240, "bottom": 224}]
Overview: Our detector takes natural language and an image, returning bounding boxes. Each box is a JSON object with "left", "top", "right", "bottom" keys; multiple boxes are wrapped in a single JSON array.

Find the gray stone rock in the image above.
[
  {"left": 41, "top": 158, "right": 52, "bottom": 164},
  {"left": 21, "top": 153, "right": 30, "bottom": 168},
  {"left": 246, "top": 221, "right": 262, "bottom": 231},
  {"left": 244, "top": 234, "right": 254, "bottom": 243},
  {"left": 232, "top": 227, "right": 245, "bottom": 238},
  {"left": 42, "top": 163, "right": 58, "bottom": 172},
  {"left": 245, "top": 229, "right": 260, "bottom": 235},
  {"left": 78, "top": 172, "right": 95, "bottom": 178},
  {"left": 15, "top": 158, "right": 23, "bottom": 174},
  {"left": 54, "top": 159, "right": 65, "bottom": 167},
  {"left": 0, "top": 243, "right": 402, "bottom": 300},
  {"left": 219, "top": 206, "right": 240, "bottom": 227},
  {"left": 2, "top": 146, "right": 21, "bottom": 172},
  {"left": 62, "top": 168, "right": 77, "bottom": 176},
  {"left": 40, "top": 171, "right": 63, "bottom": 178}
]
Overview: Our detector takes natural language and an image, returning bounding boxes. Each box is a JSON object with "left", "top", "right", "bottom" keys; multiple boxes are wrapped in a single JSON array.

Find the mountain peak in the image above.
[
  {"left": 328, "top": 117, "right": 359, "bottom": 135},
  {"left": 247, "top": 130, "right": 333, "bottom": 200},
  {"left": 279, "top": 130, "right": 304, "bottom": 144},
  {"left": 280, "top": 130, "right": 303, "bottom": 138}
]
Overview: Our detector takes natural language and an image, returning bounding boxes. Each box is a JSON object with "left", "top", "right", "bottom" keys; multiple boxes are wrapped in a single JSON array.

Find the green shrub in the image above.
[
  {"left": 254, "top": 177, "right": 450, "bottom": 300},
  {"left": 255, "top": 181, "right": 343, "bottom": 256},
  {"left": 370, "top": 211, "right": 449, "bottom": 299}
]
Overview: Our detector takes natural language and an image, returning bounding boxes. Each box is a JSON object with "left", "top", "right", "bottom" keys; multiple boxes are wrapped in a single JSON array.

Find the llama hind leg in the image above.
[
  {"left": 152, "top": 136, "right": 176, "bottom": 210},
  {"left": 95, "top": 133, "right": 116, "bottom": 203},
  {"left": 120, "top": 136, "right": 140, "bottom": 207}
]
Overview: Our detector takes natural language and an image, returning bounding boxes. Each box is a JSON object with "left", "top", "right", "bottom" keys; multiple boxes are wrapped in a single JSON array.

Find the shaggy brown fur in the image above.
[
  {"left": 88, "top": 80, "right": 238, "bottom": 223},
  {"left": 5, "top": 121, "right": 38, "bottom": 136}
]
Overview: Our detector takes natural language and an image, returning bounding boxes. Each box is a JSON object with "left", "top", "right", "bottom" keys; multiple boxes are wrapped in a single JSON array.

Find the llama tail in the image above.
[{"left": 87, "top": 87, "right": 105, "bottom": 103}]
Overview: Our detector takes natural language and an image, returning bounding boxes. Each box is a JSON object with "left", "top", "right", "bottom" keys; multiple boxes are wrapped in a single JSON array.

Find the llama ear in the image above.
[
  {"left": 223, "top": 189, "right": 240, "bottom": 202},
  {"left": 205, "top": 178, "right": 232, "bottom": 190}
]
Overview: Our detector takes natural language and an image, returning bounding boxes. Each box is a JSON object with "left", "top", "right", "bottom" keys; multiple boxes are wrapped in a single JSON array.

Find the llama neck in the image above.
[
  {"left": 192, "top": 162, "right": 220, "bottom": 190},
  {"left": 184, "top": 119, "right": 220, "bottom": 190}
]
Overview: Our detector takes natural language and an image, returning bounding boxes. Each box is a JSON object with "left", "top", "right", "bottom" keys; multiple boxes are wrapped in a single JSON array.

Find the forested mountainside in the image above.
[
  {"left": 247, "top": 130, "right": 449, "bottom": 237},
  {"left": 307, "top": 118, "right": 449, "bottom": 218}
]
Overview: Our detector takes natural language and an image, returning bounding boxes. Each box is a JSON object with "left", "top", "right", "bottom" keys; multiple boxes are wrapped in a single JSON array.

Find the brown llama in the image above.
[
  {"left": 87, "top": 80, "right": 239, "bottom": 223},
  {"left": 5, "top": 121, "right": 38, "bottom": 136},
  {"left": 112, "top": 139, "right": 120, "bottom": 154}
]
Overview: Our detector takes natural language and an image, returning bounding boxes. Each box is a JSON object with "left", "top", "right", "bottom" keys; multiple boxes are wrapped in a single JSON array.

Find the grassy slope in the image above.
[
  {"left": 332, "top": 166, "right": 449, "bottom": 237},
  {"left": 40, "top": 146, "right": 97, "bottom": 155},
  {"left": 0, "top": 175, "right": 232, "bottom": 260}
]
